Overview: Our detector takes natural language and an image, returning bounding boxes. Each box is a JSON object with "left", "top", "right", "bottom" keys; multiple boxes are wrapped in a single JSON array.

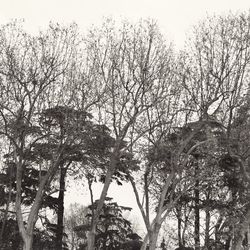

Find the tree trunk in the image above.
[
  {"left": 182, "top": 213, "right": 189, "bottom": 247},
  {"left": 141, "top": 224, "right": 161, "bottom": 250},
  {"left": 194, "top": 162, "right": 200, "bottom": 250},
  {"left": 15, "top": 158, "right": 30, "bottom": 250},
  {"left": 87, "top": 171, "right": 113, "bottom": 250},
  {"left": 56, "top": 166, "right": 67, "bottom": 250},
  {"left": 177, "top": 206, "right": 183, "bottom": 247},
  {"left": 149, "top": 234, "right": 158, "bottom": 250},
  {"left": 214, "top": 215, "right": 222, "bottom": 244},
  {"left": 205, "top": 208, "right": 210, "bottom": 247},
  {"left": 148, "top": 226, "right": 161, "bottom": 250},
  {"left": 15, "top": 149, "right": 62, "bottom": 250},
  {"left": 22, "top": 234, "right": 33, "bottom": 250},
  {"left": 87, "top": 230, "right": 96, "bottom": 250},
  {"left": 87, "top": 151, "right": 119, "bottom": 250}
]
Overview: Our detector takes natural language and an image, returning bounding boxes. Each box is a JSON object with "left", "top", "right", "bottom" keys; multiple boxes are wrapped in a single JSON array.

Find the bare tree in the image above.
[
  {"left": 82, "top": 19, "right": 176, "bottom": 250},
  {"left": 0, "top": 21, "right": 84, "bottom": 250},
  {"left": 180, "top": 12, "right": 250, "bottom": 250},
  {"left": 127, "top": 12, "right": 250, "bottom": 250}
]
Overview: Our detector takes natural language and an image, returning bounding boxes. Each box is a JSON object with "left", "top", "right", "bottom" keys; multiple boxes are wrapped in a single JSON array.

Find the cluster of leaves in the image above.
[{"left": 73, "top": 197, "right": 141, "bottom": 250}]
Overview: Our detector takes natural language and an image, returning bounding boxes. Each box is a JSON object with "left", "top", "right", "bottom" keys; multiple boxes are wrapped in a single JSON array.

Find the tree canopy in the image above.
[{"left": 0, "top": 13, "right": 250, "bottom": 250}]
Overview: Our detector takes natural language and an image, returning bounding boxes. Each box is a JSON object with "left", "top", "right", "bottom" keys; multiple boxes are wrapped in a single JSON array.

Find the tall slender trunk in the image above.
[
  {"left": 102, "top": 226, "right": 108, "bottom": 250},
  {"left": 56, "top": 166, "right": 67, "bottom": 250},
  {"left": 16, "top": 158, "right": 29, "bottom": 250},
  {"left": 16, "top": 150, "right": 62, "bottom": 250},
  {"left": 148, "top": 223, "right": 161, "bottom": 250},
  {"left": 178, "top": 216, "right": 182, "bottom": 247},
  {"left": 87, "top": 230, "right": 96, "bottom": 250},
  {"left": 141, "top": 223, "right": 161, "bottom": 250},
  {"left": 205, "top": 192, "right": 211, "bottom": 248},
  {"left": 87, "top": 151, "right": 119, "bottom": 250},
  {"left": 205, "top": 208, "right": 210, "bottom": 247},
  {"left": 230, "top": 189, "right": 242, "bottom": 250},
  {"left": 87, "top": 169, "right": 114, "bottom": 250},
  {"left": 22, "top": 233, "right": 33, "bottom": 250},
  {"left": 214, "top": 215, "right": 222, "bottom": 244},
  {"left": 176, "top": 206, "right": 183, "bottom": 248},
  {"left": 194, "top": 162, "right": 200, "bottom": 250},
  {"left": 149, "top": 234, "right": 159, "bottom": 250}
]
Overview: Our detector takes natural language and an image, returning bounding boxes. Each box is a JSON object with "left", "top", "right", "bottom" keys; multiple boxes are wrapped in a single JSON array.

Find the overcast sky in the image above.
[
  {"left": 1, "top": 0, "right": 250, "bottom": 48},
  {"left": 2, "top": 0, "right": 250, "bottom": 233}
]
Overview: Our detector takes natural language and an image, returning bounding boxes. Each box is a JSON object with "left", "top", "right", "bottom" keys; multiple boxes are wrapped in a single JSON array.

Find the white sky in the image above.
[
  {"left": 0, "top": 0, "right": 250, "bottom": 48},
  {"left": 2, "top": 0, "right": 250, "bottom": 234}
]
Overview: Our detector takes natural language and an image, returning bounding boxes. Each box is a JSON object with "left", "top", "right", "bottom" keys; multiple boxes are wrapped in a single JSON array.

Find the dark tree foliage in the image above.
[
  {"left": 0, "top": 105, "right": 117, "bottom": 249},
  {"left": 74, "top": 197, "right": 138, "bottom": 250},
  {"left": 0, "top": 218, "right": 21, "bottom": 249}
]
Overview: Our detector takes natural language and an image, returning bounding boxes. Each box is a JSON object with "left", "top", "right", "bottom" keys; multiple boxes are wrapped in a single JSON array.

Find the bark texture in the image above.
[{"left": 56, "top": 166, "right": 67, "bottom": 250}]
